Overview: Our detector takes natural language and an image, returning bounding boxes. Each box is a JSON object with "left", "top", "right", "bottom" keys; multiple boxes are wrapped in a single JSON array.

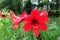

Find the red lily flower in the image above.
[
  {"left": 0, "top": 11, "right": 6, "bottom": 18},
  {"left": 10, "top": 11, "right": 28, "bottom": 29},
  {"left": 24, "top": 9, "right": 48, "bottom": 37}
]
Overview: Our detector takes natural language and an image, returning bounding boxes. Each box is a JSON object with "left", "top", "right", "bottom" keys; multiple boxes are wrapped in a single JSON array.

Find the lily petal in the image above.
[
  {"left": 24, "top": 23, "right": 33, "bottom": 31},
  {"left": 38, "top": 23, "right": 47, "bottom": 30},
  {"left": 20, "top": 11, "right": 28, "bottom": 18},
  {"left": 32, "top": 26, "right": 39, "bottom": 37},
  {"left": 12, "top": 18, "right": 22, "bottom": 29},
  {"left": 40, "top": 9, "right": 48, "bottom": 17},
  {"left": 10, "top": 11, "right": 20, "bottom": 22}
]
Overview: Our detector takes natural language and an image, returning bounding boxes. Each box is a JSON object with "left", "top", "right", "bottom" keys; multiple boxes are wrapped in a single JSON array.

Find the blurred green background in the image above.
[{"left": 0, "top": 0, "right": 60, "bottom": 40}]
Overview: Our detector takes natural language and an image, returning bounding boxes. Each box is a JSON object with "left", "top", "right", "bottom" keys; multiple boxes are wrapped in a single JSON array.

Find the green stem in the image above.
[
  {"left": 37, "top": 35, "right": 42, "bottom": 40},
  {"left": 33, "top": 33, "right": 37, "bottom": 40}
]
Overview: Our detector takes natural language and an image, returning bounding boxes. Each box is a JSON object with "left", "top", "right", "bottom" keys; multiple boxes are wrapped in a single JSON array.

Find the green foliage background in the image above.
[{"left": 0, "top": 0, "right": 60, "bottom": 40}]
